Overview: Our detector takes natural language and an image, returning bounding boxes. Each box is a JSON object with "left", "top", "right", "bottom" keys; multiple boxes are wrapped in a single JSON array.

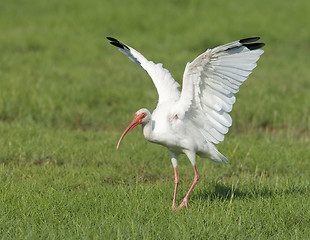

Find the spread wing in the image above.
[
  {"left": 107, "top": 37, "right": 181, "bottom": 105},
  {"left": 177, "top": 37, "right": 265, "bottom": 144}
]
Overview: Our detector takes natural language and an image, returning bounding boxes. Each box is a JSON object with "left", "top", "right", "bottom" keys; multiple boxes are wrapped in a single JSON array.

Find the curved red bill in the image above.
[{"left": 116, "top": 115, "right": 142, "bottom": 150}]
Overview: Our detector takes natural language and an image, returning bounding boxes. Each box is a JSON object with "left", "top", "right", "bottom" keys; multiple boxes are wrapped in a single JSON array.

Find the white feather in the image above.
[
  {"left": 116, "top": 41, "right": 181, "bottom": 105},
  {"left": 178, "top": 39, "right": 264, "bottom": 144}
]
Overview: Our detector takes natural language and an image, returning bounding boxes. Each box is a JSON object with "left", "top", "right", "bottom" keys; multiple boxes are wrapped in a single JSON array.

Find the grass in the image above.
[{"left": 0, "top": 0, "right": 310, "bottom": 239}]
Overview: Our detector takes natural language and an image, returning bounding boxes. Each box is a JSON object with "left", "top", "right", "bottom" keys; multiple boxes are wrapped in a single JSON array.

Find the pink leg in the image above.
[
  {"left": 178, "top": 165, "right": 199, "bottom": 209},
  {"left": 172, "top": 167, "right": 179, "bottom": 210}
]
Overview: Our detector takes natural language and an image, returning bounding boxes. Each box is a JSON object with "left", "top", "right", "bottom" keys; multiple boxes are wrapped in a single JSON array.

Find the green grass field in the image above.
[{"left": 0, "top": 0, "right": 309, "bottom": 239}]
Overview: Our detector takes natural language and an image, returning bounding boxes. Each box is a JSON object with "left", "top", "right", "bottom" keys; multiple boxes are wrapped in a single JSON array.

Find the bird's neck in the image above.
[{"left": 142, "top": 120, "right": 153, "bottom": 142}]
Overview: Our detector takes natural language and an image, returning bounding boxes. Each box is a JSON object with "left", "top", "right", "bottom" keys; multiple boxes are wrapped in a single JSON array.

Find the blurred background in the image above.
[{"left": 0, "top": 0, "right": 309, "bottom": 133}]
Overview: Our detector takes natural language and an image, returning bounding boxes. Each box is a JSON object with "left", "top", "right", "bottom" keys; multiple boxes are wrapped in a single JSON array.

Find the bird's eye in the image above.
[{"left": 142, "top": 114, "right": 146, "bottom": 118}]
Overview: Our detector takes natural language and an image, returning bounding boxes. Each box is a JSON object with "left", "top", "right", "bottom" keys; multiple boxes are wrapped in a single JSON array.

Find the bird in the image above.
[{"left": 107, "top": 36, "right": 264, "bottom": 210}]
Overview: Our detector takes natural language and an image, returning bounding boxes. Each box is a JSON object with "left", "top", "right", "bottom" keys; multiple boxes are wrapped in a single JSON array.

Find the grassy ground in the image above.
[{"left": 0, "top": 0, "right": 309, "bottom": 239}]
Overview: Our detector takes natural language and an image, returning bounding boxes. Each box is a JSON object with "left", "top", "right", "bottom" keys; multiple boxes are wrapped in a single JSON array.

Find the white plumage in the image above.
[{"left": 107, "top": 36, "right": 264, "bottom": 210}]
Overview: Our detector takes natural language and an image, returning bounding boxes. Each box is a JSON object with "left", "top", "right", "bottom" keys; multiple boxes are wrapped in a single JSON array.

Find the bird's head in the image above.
[{"left": 116, "top": 108, "right": 151, "bottom": 150}]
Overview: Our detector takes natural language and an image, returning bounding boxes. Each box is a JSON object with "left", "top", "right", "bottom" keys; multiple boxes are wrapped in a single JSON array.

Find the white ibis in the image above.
[{"left": 107, "top": 36, "right": 264, "bottom": 210}]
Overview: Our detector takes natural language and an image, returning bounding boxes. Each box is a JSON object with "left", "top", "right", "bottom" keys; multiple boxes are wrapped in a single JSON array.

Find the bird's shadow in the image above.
[{"left": 192, "top": 182, "right": 308, "bottom": 202}]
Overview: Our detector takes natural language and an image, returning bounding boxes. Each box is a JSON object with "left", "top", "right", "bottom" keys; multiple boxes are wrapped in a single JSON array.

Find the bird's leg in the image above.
[
  {"left": 172, "top": 167, "right": 179, "bottom": 210},
  {"left": 178, "top": 165, "right": 199, "bottom": 209},
  {"left": 169, "top": 151, "right": 179, "bottom": 211}
]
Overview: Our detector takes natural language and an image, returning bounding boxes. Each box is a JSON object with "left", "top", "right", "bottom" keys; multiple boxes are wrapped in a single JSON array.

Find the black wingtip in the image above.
[
  {"left": 239, "top": 37, "right": 260, "bottom": 44},
  {"left": 239, "top": 37, "right": 265, "bottom": 50},
  {"left": 106, "top": 37, "right": 129, "bottom": 50},
  {"left": 110, "top": 41, "right": 125, "bottom": 49},
  {"left": 106, "top": 37, "right": 117, "bottom": 41},
  {"left": 243, "top": 42, "right": 265, "bottom": 50}
]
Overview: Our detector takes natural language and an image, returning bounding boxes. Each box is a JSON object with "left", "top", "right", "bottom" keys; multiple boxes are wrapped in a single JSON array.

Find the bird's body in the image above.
[
  {"left": 108, "top": 36, "right": 265, "bottom": 210},
  {"left": 143, "top": 102, "right": 224, "bottom": 163}
]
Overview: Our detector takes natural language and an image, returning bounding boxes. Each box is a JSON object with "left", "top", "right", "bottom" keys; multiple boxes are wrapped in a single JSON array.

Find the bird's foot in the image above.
[
  {"left": 178, "top": 200, "right": 188, "bottom": 209},
  {"left": 171, "top": 204, "right": 177, "bottom": 211}
]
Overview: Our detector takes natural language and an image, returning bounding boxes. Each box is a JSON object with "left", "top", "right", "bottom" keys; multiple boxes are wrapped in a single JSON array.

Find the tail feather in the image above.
[
  {"left": 211, "top": 149, "right": 229, "bottom": 164},
  {"left": 199, "top": 143, "right": 229, "bottom": 164}
]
